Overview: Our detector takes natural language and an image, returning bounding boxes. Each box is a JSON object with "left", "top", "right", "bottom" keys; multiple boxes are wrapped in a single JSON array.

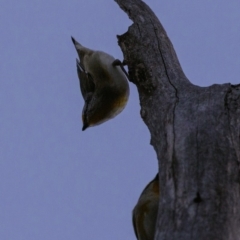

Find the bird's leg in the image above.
[{"left": 112, "top": 59, "right": 129, "bottom": 80}]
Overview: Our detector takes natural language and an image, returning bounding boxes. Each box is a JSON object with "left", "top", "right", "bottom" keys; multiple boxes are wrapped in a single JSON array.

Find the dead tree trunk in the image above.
[{"left": 115, "top": 0, "right": 240, "bottom": 239}]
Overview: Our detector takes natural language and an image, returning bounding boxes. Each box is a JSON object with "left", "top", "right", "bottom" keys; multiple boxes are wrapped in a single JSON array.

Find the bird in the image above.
[
  {"left": 132, "top": 173, "right": 159, "bottom": 240},
  {"left": 71, "top": 37, "right": 130, "bottom": 131}
]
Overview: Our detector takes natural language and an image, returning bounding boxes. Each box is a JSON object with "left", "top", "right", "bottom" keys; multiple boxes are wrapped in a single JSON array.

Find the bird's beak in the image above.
[{"left": 82, "top": 123, "right": 89, "bottom": 131}]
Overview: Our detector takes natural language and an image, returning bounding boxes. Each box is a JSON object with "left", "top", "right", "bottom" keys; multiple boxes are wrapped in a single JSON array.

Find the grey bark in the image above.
[{"left": 115, "top": 0, "right": 240, "bottom": 239}]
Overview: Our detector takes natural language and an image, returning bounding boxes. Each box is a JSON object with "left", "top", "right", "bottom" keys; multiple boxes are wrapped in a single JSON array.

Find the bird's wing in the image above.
[
  {"left": 76, "top": 59, "right": 95, "bottom": 101},
  {"left": 132, "top": 209, "right": 139, "bottom": 239}
]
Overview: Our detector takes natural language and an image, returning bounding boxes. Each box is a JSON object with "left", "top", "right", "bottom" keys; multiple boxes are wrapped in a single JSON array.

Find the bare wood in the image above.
[{"left": 115, "top": 0, "right": 240, "bottom": 239}]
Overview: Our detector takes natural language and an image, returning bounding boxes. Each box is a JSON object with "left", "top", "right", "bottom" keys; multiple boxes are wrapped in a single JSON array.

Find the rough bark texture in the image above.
[{"left": 115, "top": 0, "right": 240, "bottom": 239}]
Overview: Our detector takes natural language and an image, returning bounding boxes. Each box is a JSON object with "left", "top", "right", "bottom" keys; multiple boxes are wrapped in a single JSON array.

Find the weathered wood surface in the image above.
[{"left": 115, "top": 0, "right": 240, "bottom": 239}]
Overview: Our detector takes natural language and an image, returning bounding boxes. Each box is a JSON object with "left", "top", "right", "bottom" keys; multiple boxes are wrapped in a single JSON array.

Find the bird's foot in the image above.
[{"left": 112, "top": 59, "right": 129, "bottom": 80}]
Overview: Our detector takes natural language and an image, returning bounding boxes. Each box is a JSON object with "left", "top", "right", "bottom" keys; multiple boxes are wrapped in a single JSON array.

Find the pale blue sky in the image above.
[{"left": 1, "top": 1, "right": 240, "bottom": 239}]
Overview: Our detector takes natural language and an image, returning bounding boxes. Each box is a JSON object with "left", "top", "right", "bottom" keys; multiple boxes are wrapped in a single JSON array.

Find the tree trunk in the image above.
[{"left": 115, "top": 0, "right": 240, "bottom": 239}]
